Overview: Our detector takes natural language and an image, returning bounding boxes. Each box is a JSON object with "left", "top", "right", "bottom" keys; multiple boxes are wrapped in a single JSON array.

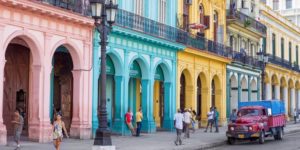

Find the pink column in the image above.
[
  {"left": 70, "top": 70, "right": 91, "bottom": 139},
  {"left": 0, "top": 59, "right": 7, "bottom": 145}
]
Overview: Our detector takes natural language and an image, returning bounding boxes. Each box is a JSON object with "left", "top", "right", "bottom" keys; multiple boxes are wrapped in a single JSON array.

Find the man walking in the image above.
[
  {"left": 204, "top": 107, "right": 214, "bottom": 132},
  {"left": 183, "top": 109, "right": 192, "bottom": 138},
  {"left": 174, "top": 109, "right": 184, "bottom": 146},
  {"left": 294, "top": 108, "right": 298, "bottom": 124},
  {"left": 214, "top": 107, "right": 219, "bottom": 133},
  {"left": 136, "top": 108, "right": 143, "bottom": 136},
  {"left": 12, "top": 108, "right": 24, "bottom": 149}
]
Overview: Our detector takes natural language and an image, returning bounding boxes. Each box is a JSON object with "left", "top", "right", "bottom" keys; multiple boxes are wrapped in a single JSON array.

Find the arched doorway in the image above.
[
  {"left": 153, "top": 65, "right": 165, "bottom": 128},
  {"left": 230, "top": 75, "right": 238, "bottom": 111},
  {"left": 196, "top": 76, "right": 202, "bottom": 119},
  {"left": 180, "top": 74, "right": 186, "bottom": 111},
  {"left": 250, "top": 79, "right": 257, "bottom": 101},
  {"left": 271, "top": 75, "right": 278, "bottom": 99},
  {"left": 128, "top": 60, "right": 142, "bottom": 117},
  {"left": 211, "top": 75, "right": 222, "bottom": 115},
  {"left": 241, "top": 77, "right": 248, "bottom": 102},
  {"left": 211, "top": 79, "right": 216, "bottom": 107},
  {"left": 51, "top": 46, "right": 74, "bottom": 132},
  {"left": 3, "top": 40, "right": 30, "bottom": 136},
  {"left": 98, "top": 55, "right": 116, "bottom": 128},
  {"left": 288, "top": 79, "right": 294, "bottom": 116}
]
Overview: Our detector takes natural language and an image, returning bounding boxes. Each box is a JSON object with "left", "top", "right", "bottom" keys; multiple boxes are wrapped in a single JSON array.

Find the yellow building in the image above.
[
  {"left": 259, "top": 3, "right": 300, "bottom": 118},
  {"left": 177, "top": 0, "right": 230, "bottom": 125}
]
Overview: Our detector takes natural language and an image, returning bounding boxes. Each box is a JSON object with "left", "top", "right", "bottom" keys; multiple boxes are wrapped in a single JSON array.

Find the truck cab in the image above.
[{"left": 226, "top": 100, "right": 286, "bottom": 144}]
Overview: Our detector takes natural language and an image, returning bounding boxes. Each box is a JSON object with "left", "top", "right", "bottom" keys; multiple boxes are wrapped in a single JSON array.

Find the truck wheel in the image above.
[
  {"left": 277, "top": 128, "right": 283, "bottom": 140},
  {"left": 259, "top": 131, "right": 265, "bottom": 144},
  {"left": 227, "top": 137, "right": 236, "bottom": 145}
]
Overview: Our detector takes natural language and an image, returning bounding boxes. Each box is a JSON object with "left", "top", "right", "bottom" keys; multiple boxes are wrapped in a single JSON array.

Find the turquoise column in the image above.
[
  {"left": 50, "top": 68, "right": 54, "bottom": 121},
  {"left": 248, "top": 75, "right": 251, "bottom": 102},
  {"left": 171, "top": 59, "right": 176, "bottom": 128},
  {"left": 112, "top": 75, "right": 124, "bottom": 133},
  {"left": 226, "top": 70, "right": 231, "bottom": 118},
  {"left": 92, "top": 30, "right": 100, "bottom": 136},
  {"left": 257, "top": 77, "right": 261, "bottom": 100},
  {"left": 122, "top": 50, "right": 131, "bottom": 135},
  {"left": 238, "top": 73, "right": 241, "bottom": 107},
  {"left": 162, "top": 82, "right": 172, "bottom": 130},
  {"left": 141, "top": 79, "right": 156, "bottom": 133}
]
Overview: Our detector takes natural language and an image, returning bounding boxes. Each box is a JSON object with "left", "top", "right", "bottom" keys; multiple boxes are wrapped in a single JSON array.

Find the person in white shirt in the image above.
[
  {"left": 183, "top": 109, "right": 192, "bottom": 138},
  {"left": 174, "top": 109, "right": 184, "bottom": 146},
  {"left": 204, "top": 107, "right": 214, "bottom": 132},
  {"left": 294, "top": 108, "right": 298, "bottom": 124}
]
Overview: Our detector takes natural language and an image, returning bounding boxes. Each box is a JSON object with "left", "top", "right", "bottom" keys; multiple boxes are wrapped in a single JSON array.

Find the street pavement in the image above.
[{"left": 0, "top": 122, "right": 300, "bottom": 150}]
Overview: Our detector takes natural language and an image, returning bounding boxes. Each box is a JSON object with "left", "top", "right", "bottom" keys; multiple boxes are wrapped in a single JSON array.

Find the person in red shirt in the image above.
[{"left": 125, "top": 109, "right": 135, "bottom": 135}]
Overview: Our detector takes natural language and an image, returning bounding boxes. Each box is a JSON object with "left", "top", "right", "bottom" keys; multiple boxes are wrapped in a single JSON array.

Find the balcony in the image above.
[
  {"left": 33, "top": 0, "right": 90, "bottom": 15},
  {"left": 231, "top": 50, "right": 261, "bottom": 68},
  {"left": 227, "top": 10, "right": 267, "bottom": 35},
  {"left": 268, "top": 55, "right": 300, "bottom": 71}
]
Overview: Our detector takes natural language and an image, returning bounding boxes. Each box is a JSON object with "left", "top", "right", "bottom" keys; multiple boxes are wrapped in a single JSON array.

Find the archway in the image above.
[
  {"left": 229, "top": 75, "right": 238, "bottom": 112},
  {"left": 179, "top": 69, "right": 193, "bottom": 111},
  {"left": 211, "top": 75, "right": 222, "bottom": 111},
  {"left": 51, "top": 46, "right": 74, "bottom": 132},
  {"left": 271, "top": 75, "right": 279, "bottom": 99},
  {"left": 280, "top": 77, "right": 287, "bottom": 101},
  {"left": 241, "top": 77, "right": 248, "bottom": 102},
  {"left": 180, "top": 74, "right": 186, "bottom": 111},
  {"left": 196, "top": 72, "right": 207, "bottom": 125},
  {"left": 128, "top": 60, "right": 142, "bottom": 117},
  {"left": 288, "top": 79, "right": 294, "bottom": 116},
  {"left": 3, "top": 39, "right": 31, "bottom": 136},
  {"left": 153, "top": 65, "right": 165, "bottom": 128},
  {"left": 250, "top": 79, "right": 257, "bottom": 101},
  {"left": 296, "top": 81, "right": 300, "bottom": 111}
]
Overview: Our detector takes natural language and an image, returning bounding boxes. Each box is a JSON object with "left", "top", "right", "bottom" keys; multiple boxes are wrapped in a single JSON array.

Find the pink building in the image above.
[{"left": 0, "top": 0, "right": 94, "bottom": 145}]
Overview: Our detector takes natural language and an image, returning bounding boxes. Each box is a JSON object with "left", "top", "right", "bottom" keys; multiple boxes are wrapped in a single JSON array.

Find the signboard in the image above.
[
  {"left": 106, "top": 56, "right": 115, "bottom": 75},
  {"left": 155, "top": 66, "right": 164, "bottom": 81},
  {"left": 130, "top": 60, "right": 141, "bottom": 78}
]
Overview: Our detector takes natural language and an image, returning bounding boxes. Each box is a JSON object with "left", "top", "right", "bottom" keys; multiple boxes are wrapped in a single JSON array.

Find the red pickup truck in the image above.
[{"left": 226, "top": 100, "right": 286, "bottom": 144}]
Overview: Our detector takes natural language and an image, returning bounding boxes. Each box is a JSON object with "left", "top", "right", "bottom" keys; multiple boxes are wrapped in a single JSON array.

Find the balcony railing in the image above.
[
  {"left": 34, "top": 0, "right": 90, "bottom": 15},
  {"left": 227, "top": 10, "right": 267, "bottom": 35},
  {"left": 268, "top": 55, "right": 300, "bottom": 71},
  {"left": 232, "top": 50, "right": 261, "bottom": 68}
]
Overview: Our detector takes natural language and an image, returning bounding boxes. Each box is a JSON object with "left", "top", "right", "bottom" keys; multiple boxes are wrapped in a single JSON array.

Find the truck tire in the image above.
[
  {"left": 259, "top": 131, "right": 265, "bottom": 144},
  {"left": 227, "top": 137, "right": 236, "bottom": 145},
  {"left": 277, "top": 127, "right": 283, "bottom": 140}
]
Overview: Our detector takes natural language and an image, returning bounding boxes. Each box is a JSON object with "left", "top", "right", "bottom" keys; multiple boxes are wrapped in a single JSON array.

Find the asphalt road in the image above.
[{"left": 213, "top": 132, "right": 300, "bottom": 150}]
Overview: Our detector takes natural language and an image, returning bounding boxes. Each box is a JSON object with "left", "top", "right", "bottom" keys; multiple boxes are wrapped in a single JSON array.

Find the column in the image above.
[
  {"left": 141, "top": 79, "right": 156, "bottom": 133},
  {"left": 112, "top": 76, "right": 124, "bottom": 133},
  {"left": 237, "top": 73, "right": 241, "bottom": 104},
  {"left": 226, "top": 71, "right": 231, "bottom": 118},
  {"left": 275, "top": 85, "right": 280, "bottom": 99},
  {"left": 265, "top": 83, "right": 272, "bottom": 100},
  {"left": 290, "top": 88, "right": 295, "bottom": 114},
  {"left": 283, "top": 87, "right": 288, "bottom": 116},
  {"left": 257, "top": 77, "right": 261, "bottom": 100},
  {"left": 92, "top": 33, "right": 100, "bottom": 136},
  {"left": 121, "top": 50, "right": 130, "bottom": 135},
  {"left": 0, "top": 59, "right": 6, "bottom": 145},
  {"left": 248, "top": 75, "right": 251, "bottom": 101},
  {"left": 162, "top": 82, "right": 172, "bottom": 130},
  {"left": 297, "top": 90, "right": 300, "bottom": 110}
]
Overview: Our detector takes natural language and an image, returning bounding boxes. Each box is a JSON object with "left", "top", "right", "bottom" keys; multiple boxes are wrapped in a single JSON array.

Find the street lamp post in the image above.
[
  {"left": 257, "top": 51, "right": 269, "bottom": 100},
  {"left": 90, "top": 0, "right": 118, "bottom": 146}
]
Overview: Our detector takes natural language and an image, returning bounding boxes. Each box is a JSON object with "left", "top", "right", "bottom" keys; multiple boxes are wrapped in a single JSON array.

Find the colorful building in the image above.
[
  {"left": 259, "top": 3, "right": 300, "bottom": 117},
  {"left": 225, "top": 0, "right": 265, "bottom": 117},
  {"left": 91, "top": 0, "right": 185, "bottom": 135},
  {"left": 176, "top": 0, "right": 230, "bottom": 126},
  {"left": 0, "top": 0, "right": 94, "bottom": 145}
]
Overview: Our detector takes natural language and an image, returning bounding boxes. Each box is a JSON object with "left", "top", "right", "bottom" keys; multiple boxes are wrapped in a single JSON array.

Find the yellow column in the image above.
[{"left": 200, "top": 87, "right": 210, "bottom": 126}]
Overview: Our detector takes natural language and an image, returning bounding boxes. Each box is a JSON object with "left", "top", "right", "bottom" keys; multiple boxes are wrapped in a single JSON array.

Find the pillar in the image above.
[
  {"left": 237, "top": 73, "right": 241, "bottom": 104},
  {"left": 257, "top": 77, "right": 260, "bottom": 100},
  {"left": 162, "top": 82, "right": 173, "bottom": 130},
  {"left": 200, "top": 87, "right": 210, "bottom": 126},
  {"left": 141, "top": 79, "right": 156, "bottom": 133},
  {"left": 290, "top": 88, "right": 295, "bottom": 115},
  {"left": 265, "top": 83, "right": 272, "bottom": 100},
  {"left": 283, "top": 87, "right": 288, "bottom": 116},
  {"left": 275, "top": 85, "right": 280, "bottom": 99},
  {"left": 248, "top": 75, "right": 251, "bottom": 101},
  {"left": 112, "top": 76, "right": 125, "bottom": 133},
  {"left": 0, "top": 59, "right": 7, "bottom": 145},
  {"left": 226, "top": 71, "right": 231, "bottom": 118},
  {"left": 297, "top": 90, "right": 300, "bottom": 110}
]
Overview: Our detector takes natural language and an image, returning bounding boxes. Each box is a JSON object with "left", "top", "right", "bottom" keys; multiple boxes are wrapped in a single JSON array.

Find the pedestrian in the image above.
[
  {"left": 11, "top": 108, "right": 24, "bottom": 149},
  {"left": 229, "top": 109, "right": 237, "bottom": 123},
  {"left": 125, "top": 108, "right": 135, "bottom": 135},
  {"left": 191, "top": 110, "right": 197, "bottom": 133},
  {"left": 294, "top": 108, "right": 298, "bottom": 124},
  {"left": 214, "top": 107, "right": 219, "bottom": 133},
  {"left": 174, "top": 109, "right": 184, "bottom": 146},
  {"left": 204, "top": 107, "right": 214, "bottom": 132},
  {"left": 52, "top": 113, "right": 69, "bottom": 150},
  {"left": 136, "top": 108, "right": 143, "bottom": 136},
  {"left": 183, "top": 108, "right": 192, "bottom": 138}
]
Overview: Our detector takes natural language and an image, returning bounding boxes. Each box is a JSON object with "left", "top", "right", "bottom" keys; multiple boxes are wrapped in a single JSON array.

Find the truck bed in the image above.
[{"left": 268, "top": 114, "right": 286, "bottom": 128}]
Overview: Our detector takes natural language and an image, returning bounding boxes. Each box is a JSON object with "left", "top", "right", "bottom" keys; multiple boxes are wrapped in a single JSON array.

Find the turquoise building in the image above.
[{"left": 92, "top": 0, "right": 185, "bottom": 135}]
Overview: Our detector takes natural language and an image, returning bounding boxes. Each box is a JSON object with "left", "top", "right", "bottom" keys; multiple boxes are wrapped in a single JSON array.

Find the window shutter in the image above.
[{"left": 204, "top": 16, "right": 210, "bottom": 29}]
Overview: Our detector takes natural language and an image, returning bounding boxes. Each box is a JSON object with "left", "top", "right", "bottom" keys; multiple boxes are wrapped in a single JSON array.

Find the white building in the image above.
[{"left": 262, "top": 0, "right": 300, "bottom": 26}]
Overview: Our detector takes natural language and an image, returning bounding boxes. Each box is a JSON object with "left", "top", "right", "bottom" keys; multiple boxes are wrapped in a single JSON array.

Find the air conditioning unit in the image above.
[{"left": 185, "top": 0, "right": 192, "bottom": 5}]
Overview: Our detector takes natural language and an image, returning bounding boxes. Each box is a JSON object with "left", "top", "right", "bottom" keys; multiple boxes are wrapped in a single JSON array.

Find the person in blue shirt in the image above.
[
  {"left": 214, "top": 107, "right": 219, "bottom": 133},
  {"left": 229, "top": 109, "right": 237, "bottom": 123}
]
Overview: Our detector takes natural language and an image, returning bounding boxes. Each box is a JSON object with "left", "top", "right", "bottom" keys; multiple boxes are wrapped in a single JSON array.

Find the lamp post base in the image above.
[
  {"left": 92, "top": 146, "right": 116, "bottom": 150},
  {"left": 94, "top": 128, "right": 112, "bottom": 146}
]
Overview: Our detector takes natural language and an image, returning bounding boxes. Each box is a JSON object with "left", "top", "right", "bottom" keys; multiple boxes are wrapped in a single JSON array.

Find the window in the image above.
[
  {"left": 134, "top": 0, "right": 144, "bottom": 16},
  {"left": 281, "top": 38, "right": 284, "bottom": 59},
  {"left": 158, "top": 0, "right": 167, "bottom": 23},
  {"left": 199, "top": 4, "right": 204, "bottom": 24},
  {"left": 296, "top": 46, "right": 299, "bottom": 66},
  {"left": 273, "top": 0, "right": 279, "bottom": 10},
  {"left": 251, "top": 1, "right": 255, "bottom": 13},
  {"left": 183, "top": 1, "right": 189, "bottom": 31},
  {"left": 286, "top": 0, "right": 292, "bottom": 9},
  {"left": 289, "top": 42, "right": 292, "bottom": 63},
  {"left": 241, "top": 0, "right": 245, "bottom": 8},
  {"left": 272, "top": 34, "right": 276, "bottom": 56}
]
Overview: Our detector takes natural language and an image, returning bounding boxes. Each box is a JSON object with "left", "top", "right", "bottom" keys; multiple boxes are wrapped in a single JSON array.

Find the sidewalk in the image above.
[{"left": 1, "top": 123, "right": 300, "bottom": 150}]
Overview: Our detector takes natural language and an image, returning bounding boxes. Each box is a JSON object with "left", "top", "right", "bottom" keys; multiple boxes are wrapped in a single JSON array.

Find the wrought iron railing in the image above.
[
  {"left": 33, "top": 0, "right": 90, "bottom": 15},
  {"left": 232, "top": 50, "right": 261, "bottom": 68},
  {"left": 267, "top": 55, "right": 300, "bottom": 71},
  {"left": 227, "top": 10, "right": 267, "bottom": 35}
]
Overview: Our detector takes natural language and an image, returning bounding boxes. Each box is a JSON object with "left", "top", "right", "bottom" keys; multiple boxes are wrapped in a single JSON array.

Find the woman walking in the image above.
[{"left": 53, "top": 113, "right": 69, "bottom": 150}]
